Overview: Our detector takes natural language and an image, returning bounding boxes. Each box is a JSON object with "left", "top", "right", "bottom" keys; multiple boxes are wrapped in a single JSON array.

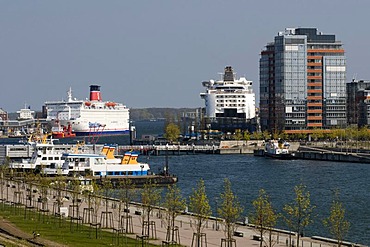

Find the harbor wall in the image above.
[
  {"left": 295, "top": 151, "right": 370, "bottom": 163},
  {"left": 219, "top": 141, "right": 300, "bottom": 154},
  {"left": 219, "top": 140, "right": 264, "bottom": 154}
]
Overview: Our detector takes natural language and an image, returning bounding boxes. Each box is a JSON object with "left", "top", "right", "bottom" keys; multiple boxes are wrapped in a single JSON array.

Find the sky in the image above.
[{"left": 1, "top": 0, "right": 370, "bottom": 112}]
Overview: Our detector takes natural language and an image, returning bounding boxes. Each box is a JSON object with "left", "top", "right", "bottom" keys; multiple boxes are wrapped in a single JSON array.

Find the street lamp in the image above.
[
  {"left": 207, "top": 124, "right": 211, "bottom": 141},
  {"left": 215, "top": 197, "right": 219, "bottom": 231}
]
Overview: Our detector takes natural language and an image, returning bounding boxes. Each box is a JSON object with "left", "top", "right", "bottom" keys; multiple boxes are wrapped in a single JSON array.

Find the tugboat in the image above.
[
  {"left": 51, "top": 121, "right": 76, "bottom": 139},
  {"left": 264, "top": 139, "right": 295, "bottom": 159}
]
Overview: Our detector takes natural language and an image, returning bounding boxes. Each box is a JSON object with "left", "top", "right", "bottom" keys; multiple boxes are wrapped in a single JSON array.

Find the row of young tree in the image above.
[
  {"left": 136, "top": 178, "right": 351, "bottom": 247},
  {"left": 252, "top": 185, "right": 350, "bottom": 247},
  {"left": 0, "top": 161, "right": 351, "bottom": 247},
  {"left": 164, "top": 117, "right": 370, "bottom": 143},
  {"left": 233, "top": 126, "right": 370, "bottom": 142}
]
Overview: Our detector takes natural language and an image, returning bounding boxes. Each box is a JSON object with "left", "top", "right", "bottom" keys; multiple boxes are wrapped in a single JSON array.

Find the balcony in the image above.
[
  {"left": 307, "top": 116, "right": 323, "bottom": 121},
  {"left": 307, "top": 123, "right": 323, "bottom": 127}
]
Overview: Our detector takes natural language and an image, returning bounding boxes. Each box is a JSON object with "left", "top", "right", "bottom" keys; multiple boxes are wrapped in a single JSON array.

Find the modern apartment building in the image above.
[
  {"left": 260, "top": 27, "right": 346, "bottom": 133},
  {"left": 347, "top": 79, "right": 370, "bottom": 127}
]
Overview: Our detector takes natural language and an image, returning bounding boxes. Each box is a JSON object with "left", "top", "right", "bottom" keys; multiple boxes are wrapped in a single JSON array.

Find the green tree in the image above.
[
  {"left": 323, "top": 190, "right": 350, "bottom": 247},
  {"left": 250, "top": 189, "right": 278, "bottom": 247},
  {"left": 311, "top": 128, "right": 324, "bottom": 141},
  {"left": 141, "top": 181, "right": 162, "bottom": 238},
  {"left": 243, "top": 130, "right": 251, "bottom": 141},
  {"left": 251, "top": 131, "right": 263, "bottom": 140},
  {"left": 218, "top": 179, "right": 243, "bottom": 247},
  {"left": 233, "top": 129, "right": 243, "bottom": 141},
  {"left": 358, "top": 126, "right": 369, "bottom": 141},
  {"left": 189, "top": 179, "right": 211, "bottom": 247},
  {"left": 117, "top": 178, "right": 136, "bottom": 233},
  {"left": 283, "top": 183, "right": 315, "bottom": 247},
  {"left": 100, "top": 178, "right": 113, "bottom": 228},
  {"left": 163, "top": 184, "right": 186, "bottom": 243},
  {"left": 37, "top": 174, "right": 51, "bottom": 213},
  {"left": 164, "top": 123, "right": 181, "bottom": 143},
  {"left": 0, "top": 158, "right": 10, "bottom": 204},
  {"left": 278, "top": 131, "right": 288, "bottom": 140},
  {"left": 90, "top": 181, "right": 103, "bottom": 228},
  {"left": 261, "top": 130, "right": 271, "bottom": 140}
]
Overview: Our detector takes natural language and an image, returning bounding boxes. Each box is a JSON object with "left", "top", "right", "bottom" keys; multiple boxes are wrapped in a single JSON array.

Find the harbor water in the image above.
[{"left": 145, "top": 154, "right": 370, "bottom": 245}]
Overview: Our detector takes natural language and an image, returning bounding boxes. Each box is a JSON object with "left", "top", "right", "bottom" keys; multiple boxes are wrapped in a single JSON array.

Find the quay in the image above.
[
  {"left": 4, "top": 140, "right": 370, "bottom": 164},
  {"left": 0, "top": 140, "right": 263, "bottom": 161},
  {"left": 295, "top": 146, "right": 370, "bottom": 163},
  {"left": 120, "top": 140, "right": 266, "bottom": 155},
  {"left": 0, "top": 177, "right": 365, "bottom": 247}
]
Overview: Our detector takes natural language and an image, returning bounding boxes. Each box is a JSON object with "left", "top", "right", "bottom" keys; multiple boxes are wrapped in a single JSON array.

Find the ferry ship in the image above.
[
  {"left": 45, "top": 85, "right": 130, "bottom": 136},
  {"left": 200, "top": 66, "right": 256, "bottom": 120}
]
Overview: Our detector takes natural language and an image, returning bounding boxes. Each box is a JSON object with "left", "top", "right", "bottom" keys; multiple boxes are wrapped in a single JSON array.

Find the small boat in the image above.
[
  {"left": 52, "top": 122, "right": 76, "bottom": 139},
  {"left": 264, "top": 139, "right": 295, "bottom": 159},
  {"left": 9, "top": 135, "right": 66, "bottom": 172},
  {"left": 9, "top": 133, "right": 88, "bottom": 175},
  {"left": 60, "top": 146, "right": 150, "bottom": 177}
]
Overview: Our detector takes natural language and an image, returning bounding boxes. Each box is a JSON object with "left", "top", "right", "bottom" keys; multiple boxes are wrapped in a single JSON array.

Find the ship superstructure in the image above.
[
  {"left": 200, "top": 66, "right": 256, "bottom": 120},
  {"left": 45, "top": 85, "right": 130, "bottom": 136}
]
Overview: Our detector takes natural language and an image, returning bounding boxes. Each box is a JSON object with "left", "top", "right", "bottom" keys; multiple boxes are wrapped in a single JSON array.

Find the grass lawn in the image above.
[{"left": 0, "top": 203, "right": 160, "bottom": 247}]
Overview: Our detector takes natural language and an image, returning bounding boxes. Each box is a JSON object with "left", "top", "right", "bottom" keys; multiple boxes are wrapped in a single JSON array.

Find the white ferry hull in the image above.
[
  {"left": 57, "top": 119, "right": 129, "bottom": 136},
  {"left": 74, "top": 129, "right": 129, "bottom": 136},
  {"left": 45, "top": 85, "right": 130, "bottom": 137}
]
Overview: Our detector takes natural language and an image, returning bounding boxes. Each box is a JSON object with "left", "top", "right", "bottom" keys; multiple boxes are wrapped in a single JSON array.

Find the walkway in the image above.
[{"left": 0, "top": 178, "right": 365, "bottom": 247}]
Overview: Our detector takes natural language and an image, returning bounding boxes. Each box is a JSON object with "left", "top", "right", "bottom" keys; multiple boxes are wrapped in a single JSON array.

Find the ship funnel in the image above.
[
  {"left": 89, "top": 85, "right": 102, "bottom": 101},
  {"left": 223, "top": 66, "right": 235, "bottom": 81}
]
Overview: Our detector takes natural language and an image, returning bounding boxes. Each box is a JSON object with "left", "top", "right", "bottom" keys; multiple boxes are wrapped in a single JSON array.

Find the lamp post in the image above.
[
  {"left": 215, "top": 197, "right": 219, "bottom": 231},
  {"left": 207, "top": 123, "right": 211, "bottom": 142}
]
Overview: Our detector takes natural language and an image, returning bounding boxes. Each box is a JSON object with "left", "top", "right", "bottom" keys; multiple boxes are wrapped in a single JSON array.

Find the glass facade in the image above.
[{"left": 260, "top": 28, "right": 346, "bottom": 132}]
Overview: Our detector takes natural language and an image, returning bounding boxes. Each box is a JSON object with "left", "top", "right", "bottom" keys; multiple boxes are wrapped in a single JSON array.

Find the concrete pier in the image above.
[{"left": 295, "top": 146, "right": 370, "bottom": 163}]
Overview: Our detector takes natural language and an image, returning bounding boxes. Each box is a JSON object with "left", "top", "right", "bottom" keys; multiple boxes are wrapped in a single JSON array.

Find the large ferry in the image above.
[
  {"left": 45, "top": 85, "right": 130, "bottom": 136},
  {"left": 200, "top": 66, "right": 256, "bottom": 120}
]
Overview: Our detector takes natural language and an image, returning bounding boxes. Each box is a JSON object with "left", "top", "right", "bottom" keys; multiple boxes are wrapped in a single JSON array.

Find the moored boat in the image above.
[
  {"left": 9, "top": 135, "right": 67, "bottom": 173},
  {"left": 51, "top": 122, "right": 76, "bottom": 139},
  {"left": 264, "top": 139, "right": 295, "bottom": 159},
  {"left": 45, "top": 85, "right": 130, "bottom": 136},
  {"left": 60, "top": 145, "right": 177, "bottom": 186}
]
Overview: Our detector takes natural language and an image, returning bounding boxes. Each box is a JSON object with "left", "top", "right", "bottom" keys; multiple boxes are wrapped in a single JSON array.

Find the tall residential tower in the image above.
[{"left": 259, "top": 28, "right": 346, "bottom": 133}]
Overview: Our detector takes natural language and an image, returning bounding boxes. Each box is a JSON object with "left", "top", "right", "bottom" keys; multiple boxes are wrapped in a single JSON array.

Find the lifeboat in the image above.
[
  {"left": 85, "top": 101, "right": 92, "bottom": 106},
  {"left": 105, "top": 102, "right": 116, "bottom": 107}
]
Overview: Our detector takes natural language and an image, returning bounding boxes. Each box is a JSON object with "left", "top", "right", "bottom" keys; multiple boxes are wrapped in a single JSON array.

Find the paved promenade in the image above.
[{"left": 1, "top": 179, "right": 365, "bottom": 247}]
